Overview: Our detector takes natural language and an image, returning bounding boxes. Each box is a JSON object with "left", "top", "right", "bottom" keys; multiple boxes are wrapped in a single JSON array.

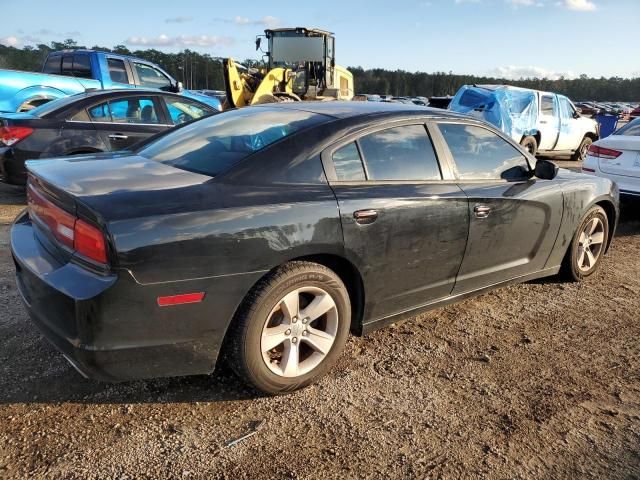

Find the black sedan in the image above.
[
  {"left": 11, "top": 102, "right": 619, "bottom": 394},
  {"left": 0, "top": 89, "right": 216, "bottom": 184}
]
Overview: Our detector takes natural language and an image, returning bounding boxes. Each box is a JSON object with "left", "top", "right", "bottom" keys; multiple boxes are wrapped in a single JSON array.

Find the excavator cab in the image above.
[
  {"left": 260, "top": 27, "right": 337, "bottom": 99},
  {"left": 224, "top": 27, "right": 353, "bottom": 109}
]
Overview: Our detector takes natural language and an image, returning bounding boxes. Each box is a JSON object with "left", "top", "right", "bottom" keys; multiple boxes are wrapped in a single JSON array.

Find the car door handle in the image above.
[
  {"left": 108, "top": 134, "right": 129, "bottom": 140},
  {"left": 354, "top": 209, "right": 378, "bottom": 225},
  {"left": 474, "top": 205, "right": 491, "bottom": 218},
  {"left": 539, "top": 120, "right": 547, "bottom": 124}
]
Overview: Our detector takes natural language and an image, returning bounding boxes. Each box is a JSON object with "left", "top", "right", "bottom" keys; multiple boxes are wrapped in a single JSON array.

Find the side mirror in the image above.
[
  {"left": 573, "top": 110, "right": 581, "bottom": 119},
  {"left": 255, "top": 38, "right": 261, "bottom": 51},
  {"left": 534, "top": 159, "right": 558, "bottom": 180}
]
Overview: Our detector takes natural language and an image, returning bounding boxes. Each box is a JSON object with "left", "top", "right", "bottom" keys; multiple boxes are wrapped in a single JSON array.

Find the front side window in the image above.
[
  {"left": 358, "top": 125, "right": 441, "bottom": 181},
  {"left": 438, "top": 123, "right": 530, "bottom": 180},
  {"left": 134, "top": 63, "right": 172, "bottom": 90},
  {"left": 140, "top": 107, "right": 327, "bottom": 177},
  {"left": 164, "top": 98, "right": 211, "bottom": 125},
  {"left": 108, "top": 58, "right": 128, "bottom": 84},
  {"left": 332, "top": 142, "right": 366, "bottom": 181},
  {"left": 559, "top": 97, "right": 575, "bottom": 120}
]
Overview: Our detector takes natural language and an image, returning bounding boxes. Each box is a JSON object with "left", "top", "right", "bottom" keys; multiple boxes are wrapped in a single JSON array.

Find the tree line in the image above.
[{"left": 1, "top": 40, "right": 638, "bottom": 101}]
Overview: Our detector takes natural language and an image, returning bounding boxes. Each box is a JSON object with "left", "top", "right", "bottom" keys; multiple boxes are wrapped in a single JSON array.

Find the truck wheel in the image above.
[
  {"left": 572, "top": 136, "right": 592, "bottom": 161},
  {"left": 226, "top": 261, "right": 351, "bottom": 394},
  {"left": 17, "top": 98, "right": 50, "bottom": 113},
  {"left": 520, "top": 136, "right": 538, "bottom": 156}
]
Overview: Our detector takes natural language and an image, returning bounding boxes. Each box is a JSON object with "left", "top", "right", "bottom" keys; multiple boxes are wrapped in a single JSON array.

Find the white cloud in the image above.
[
  {"left": 165, "top": 16, "right": 193, "bottom": 24},
  {"left": 559, "top": 0, "right": 596, "bottom": 11},
  {"left": 213, "top": 16, "right": 280, "bottom": 28},
  {"left": 125, "top": 34, "right": 234, "bottom": 48},
  {"left": 506, "top": 0, "right": 543, "bottom": 6},
  {"left": 234, "top": 15, "right": 280, "bottom": 27},
  {"left": 0, "top": 36, "right": 20, "bottom": 47},
  {"left": 488, "top": 65, "right": 577, "bottom": 80}
]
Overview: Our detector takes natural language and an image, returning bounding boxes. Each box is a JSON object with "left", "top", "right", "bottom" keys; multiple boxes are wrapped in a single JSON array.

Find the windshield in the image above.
[
  {"left": 614, "top": 118, "right": 640, "bottom": 136},
  {"left": 138, "top": 106, "right": 329, "bottom": 177}
]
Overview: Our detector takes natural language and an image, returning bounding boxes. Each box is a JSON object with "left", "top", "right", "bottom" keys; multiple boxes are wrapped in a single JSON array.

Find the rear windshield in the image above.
[
  {"left": 614, "top": 118, "right": 640, "bottom": 136},
  {"left": 139, "top": 107, "right": 328, "bottom": 177},
  {"left": 29, "top": 93, "right": 90, "bottom": 118}
]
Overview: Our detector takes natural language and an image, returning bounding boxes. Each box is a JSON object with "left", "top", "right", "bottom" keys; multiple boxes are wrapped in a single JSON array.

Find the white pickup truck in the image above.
[{"left": 449, "top": 85, "right": 599, "bottom": 161}]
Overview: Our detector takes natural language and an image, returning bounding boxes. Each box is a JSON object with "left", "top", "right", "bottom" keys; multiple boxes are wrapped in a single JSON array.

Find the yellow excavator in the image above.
[{"left": 223, "top": 27, "right": 354, "bottom": 108}]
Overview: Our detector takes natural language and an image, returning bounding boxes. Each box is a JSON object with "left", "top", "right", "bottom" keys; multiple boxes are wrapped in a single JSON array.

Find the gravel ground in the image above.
[{"left": 1, "top": 167, "right": 639, "bottom": 479}]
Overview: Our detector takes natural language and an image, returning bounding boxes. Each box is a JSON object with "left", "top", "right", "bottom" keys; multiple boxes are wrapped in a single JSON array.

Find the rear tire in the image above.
[
  {"left": 520, "top": 136, "right": 538, "bottom": 156},
  {"left": 561, "top": 205, "right": 608, "bottom": 281},
  {"left": 572, "top": 136, "right": 592, "bottom": 161},
  {"left": 226, "top": 261, "right": 351, "bottom": 395}
]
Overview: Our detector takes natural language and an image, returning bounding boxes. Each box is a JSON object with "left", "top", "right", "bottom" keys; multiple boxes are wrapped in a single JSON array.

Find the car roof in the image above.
[{"left": 252, "top": 101, "right": 468, "bottom": 120}]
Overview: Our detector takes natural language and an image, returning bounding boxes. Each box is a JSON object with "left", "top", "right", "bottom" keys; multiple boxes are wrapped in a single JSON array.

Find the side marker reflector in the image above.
[{"left": 157, "top": 292, "right": 205, "bottom": 307}]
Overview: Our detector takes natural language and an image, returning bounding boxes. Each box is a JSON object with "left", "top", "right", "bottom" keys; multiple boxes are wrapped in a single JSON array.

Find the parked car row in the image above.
[
  {"left": 575, "top": 101, "right": 639, "bottom": 119},
  {"left": 10, "top": 101, "right": 619, "bottom": 395}
]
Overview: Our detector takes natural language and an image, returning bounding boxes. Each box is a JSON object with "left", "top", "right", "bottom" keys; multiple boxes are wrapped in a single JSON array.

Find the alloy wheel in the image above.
[
  {"left": 577, "top": 217, "right": 605, "bottom": 272},
  {"left": 261, "top": 286, "right": 339, "bottom": 378}
]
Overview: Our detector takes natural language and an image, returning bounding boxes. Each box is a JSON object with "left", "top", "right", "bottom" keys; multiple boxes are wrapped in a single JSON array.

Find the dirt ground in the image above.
[{"left": 1, "top": 164, "right": 639, "bottom": 479}]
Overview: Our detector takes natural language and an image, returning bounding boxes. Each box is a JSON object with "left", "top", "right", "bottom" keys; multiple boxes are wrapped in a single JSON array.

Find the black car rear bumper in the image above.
[
  {"left": 11, "top": 211, "right": 252, "bottom": 382},
  {"left": 0, "top": 147, "right": 27, "bottom": 184}
]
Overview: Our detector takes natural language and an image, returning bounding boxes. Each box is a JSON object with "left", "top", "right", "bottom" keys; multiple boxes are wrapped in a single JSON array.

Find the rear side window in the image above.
[
  {"left": 108, "top": 58, "right": 128, "bottom": 84},
  {"left": 43, "top": 56, "right": 61, "bottom": 74},
  {"left": 358, "top": 125, "right": 441, "bottom": 181},
  {"left": 332, "top": 142, "right": 366, "bottom": 181},
  {"left": 72, "top": 54, "right": 92, "bottom": 79},
  {"left": 438, "top": 123, "right": 530, "bottom": 180},
  {"left": 140, "top": 107, "right": 328, "bottom": 177},
  {"left": 541, "top": 95, "right": 556, "bottom": 115}
]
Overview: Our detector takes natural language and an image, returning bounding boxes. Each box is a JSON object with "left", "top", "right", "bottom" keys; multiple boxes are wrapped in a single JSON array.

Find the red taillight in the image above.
[
  {"left": 74, "top": 219, "right": 107, "bottom": 264},
  {"left": 587, "top": 144, "right": 622, "bottom": 160},
  {"left": 27, "top": 181, "right": 108, "bottom": 265},
  {"left": 27, "top": 183, "right": 76, "bottom": 249},
  {"left": 0, "top": 126, "right": 34, "bottom": 146}
]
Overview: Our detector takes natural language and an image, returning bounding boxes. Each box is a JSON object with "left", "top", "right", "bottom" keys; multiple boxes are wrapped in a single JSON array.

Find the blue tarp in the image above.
[{"left": 448, "top": 85, "right": 538, "bottom": 142}]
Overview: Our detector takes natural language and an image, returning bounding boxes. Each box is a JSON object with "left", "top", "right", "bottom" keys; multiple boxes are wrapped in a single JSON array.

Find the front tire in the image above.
[
  {"left": 226, "top": 261, "right": 351, "bottom": 394},
  {"left": 562, "top": 205, "right": 608, "bottom": 281},
  {"left": 572, "top": 136, "right": 593, "bottom": 161},
  {"left": 520, "top": 136, "right": 538, "bottom": 156}
]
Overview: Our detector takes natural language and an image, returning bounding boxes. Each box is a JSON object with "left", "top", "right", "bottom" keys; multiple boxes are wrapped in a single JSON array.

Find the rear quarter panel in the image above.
[
  {"left": 0, "top": 70, "right": 100, "bottom": 112},
  {"left": 545, "top": 169, "right": 618, "bottom": 267}
]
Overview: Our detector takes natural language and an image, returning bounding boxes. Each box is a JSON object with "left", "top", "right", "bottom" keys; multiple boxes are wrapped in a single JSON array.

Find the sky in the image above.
[{"left": 1, "top": 0, "right": 638, "bottom": 79}]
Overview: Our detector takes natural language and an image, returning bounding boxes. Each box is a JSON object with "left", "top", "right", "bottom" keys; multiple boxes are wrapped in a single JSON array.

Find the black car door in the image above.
[
  {"left": 86, "top": 95, "right": 170, "bottom": 151},
  {"left": 432, "top": 121, "right": 564, "bottom": 294},
  {"left": 323, "top": 121, "right": 469, "bottom": 322}
]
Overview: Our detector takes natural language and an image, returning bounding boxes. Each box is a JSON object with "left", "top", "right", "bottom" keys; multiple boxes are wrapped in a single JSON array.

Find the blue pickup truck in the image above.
[{"left": 0, "top": 49, "right": 222, "bottom": 113}]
